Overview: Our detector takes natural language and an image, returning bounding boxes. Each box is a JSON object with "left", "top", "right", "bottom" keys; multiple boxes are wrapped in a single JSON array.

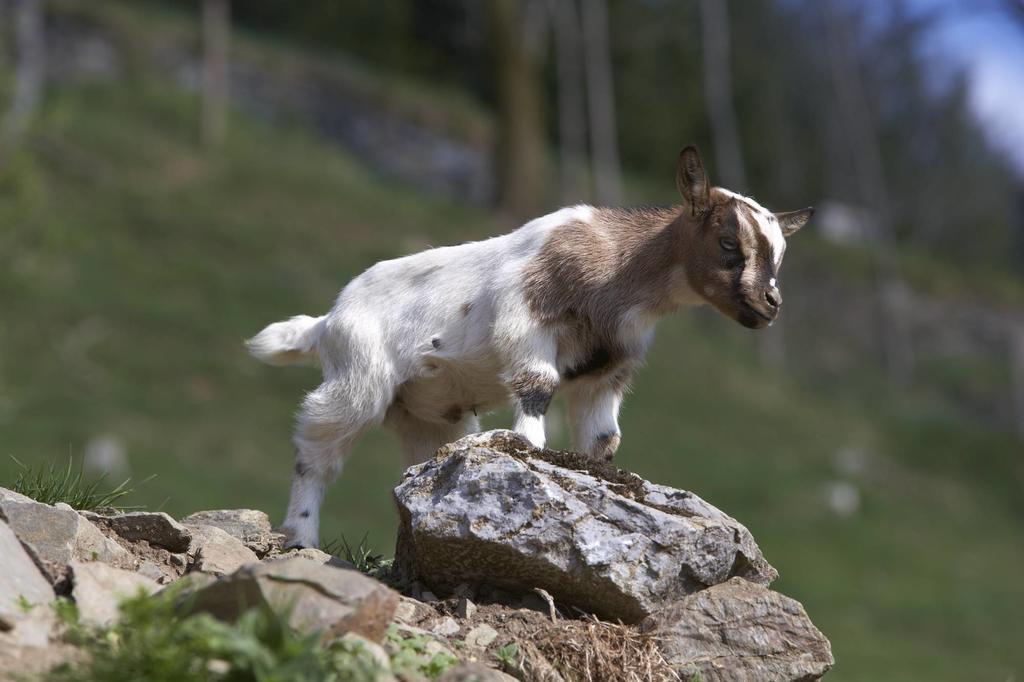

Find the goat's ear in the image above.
[
  {"left": 676, "top": 146, "right": 710, "bottom": 217},
  {"left": 776, "top": 207, "right": 814, "bottom": 237}
]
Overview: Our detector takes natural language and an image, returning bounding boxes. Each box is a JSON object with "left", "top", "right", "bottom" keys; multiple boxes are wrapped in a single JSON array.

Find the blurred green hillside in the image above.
[{"left": 1, "top": 4, "right": 1023, "bottom": 681}]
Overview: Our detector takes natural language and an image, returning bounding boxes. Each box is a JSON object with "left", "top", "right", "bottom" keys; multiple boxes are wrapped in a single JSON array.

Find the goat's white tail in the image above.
[{"left": 246, "top": 315, "right": 325, "bottom": 366}]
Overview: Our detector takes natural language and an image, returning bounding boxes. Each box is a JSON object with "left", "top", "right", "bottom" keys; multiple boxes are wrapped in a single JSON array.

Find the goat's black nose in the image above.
[{"left": 764, "top": 288, "right": 781, "bottom": 308}]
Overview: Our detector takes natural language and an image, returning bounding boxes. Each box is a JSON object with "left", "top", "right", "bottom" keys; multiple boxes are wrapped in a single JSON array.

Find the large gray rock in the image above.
[
  {"left": 0, "top": 519, "right": 55, "bottom": 646},
  {"left": 185, "top": 524, "right": 259, "bottom": 575},
  {"left": 643, "top": 577, "right": 833, "bottom": 681},
  {"left": 180, "top": 557, "right": 399, "bottom": 642},
  {"left": 393, "top": 431, "right": 777, "bottom": 623},
  {"left": 83, "top": 511, "right": 192, "bottom": 553},
  {"left": 179, "top": 509, "right": 281, "bottom": 557},
  {"left": 0, "top": 497, "right": 133, "bottom": 579},
  {"left": 69, "top": 561, "right": 159, "bottom": 626}
]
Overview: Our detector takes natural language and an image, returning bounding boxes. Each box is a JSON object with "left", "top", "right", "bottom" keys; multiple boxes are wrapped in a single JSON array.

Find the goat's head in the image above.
[{"left": 675, "top": 146, "right": 813, "bottom": 330}]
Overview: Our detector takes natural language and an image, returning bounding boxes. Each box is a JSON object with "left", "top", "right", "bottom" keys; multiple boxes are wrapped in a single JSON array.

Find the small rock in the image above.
[
  {"left": 83, "top": 511, "right": 192, "bottom": 553},
  {"left": 464, "top": 623, "right": 498, "bottom": 649},
  {"left": 455, "top": 597, "right": 476, "bottom": 620},
  {"left": 0, "top": 497, "right": 133, "bottom": 579},
  {"left": 424, "top": 637, "right": 454, "bottom": 658},
  {"left": 0, "top": 519, "right": 55, "bottom": 646},
  {"left": 273, "top": 547, "right": 356, "bottom": 570},
  {"left": 393, "top": 596, "right": 428, "bottom": 625},
  {"left": 186, "top": 525, "right": 258, "bottom": 575},
  {"left": 643, "top": 577, "right": 833, "bottom": 681},
  {"left": 136, "top": 561, "right": 170, "bottom": 584},
  {"left": 419, "top": 590, "right": 438, "bottom": 603},
  {"left": 180, "top": 557, "right": 399, "bottom": 642},
  {"left": 179, "top": 509, "right": 280, "bottom": 557},
  {"left": 430, "top": 616, "right": 461, "bottom": 637},
  {"left": 70, "top": 561, "right": 159, "bottom": 626}
]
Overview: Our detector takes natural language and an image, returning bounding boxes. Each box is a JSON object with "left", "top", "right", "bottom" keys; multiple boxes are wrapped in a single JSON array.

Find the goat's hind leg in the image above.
[
  {"left": 282, "top": 377, "right": 391, "bottom": 548},
  {"left": 387, "top": 406, "right": 480, "bottom": 467}
]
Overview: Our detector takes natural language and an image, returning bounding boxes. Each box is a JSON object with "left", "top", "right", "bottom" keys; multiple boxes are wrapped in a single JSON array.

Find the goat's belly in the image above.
[{"left": 395, "top": 366, "right": 509, "bottom": 425}]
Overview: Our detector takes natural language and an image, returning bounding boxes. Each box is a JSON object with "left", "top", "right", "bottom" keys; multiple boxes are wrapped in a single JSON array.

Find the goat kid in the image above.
[{"left": 248, "top": 146, "right": 813, "bottom": 548}]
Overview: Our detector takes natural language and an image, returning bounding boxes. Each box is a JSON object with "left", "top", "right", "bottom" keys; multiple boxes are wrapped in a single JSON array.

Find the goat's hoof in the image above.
[{"left": 276, "top": 525, "right": 317, "bottom": 551}]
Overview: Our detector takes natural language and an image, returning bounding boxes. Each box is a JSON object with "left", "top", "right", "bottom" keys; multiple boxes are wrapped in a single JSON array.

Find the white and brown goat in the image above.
[{"left": 248, "top": 146, "right": 813, "bottom": 548}]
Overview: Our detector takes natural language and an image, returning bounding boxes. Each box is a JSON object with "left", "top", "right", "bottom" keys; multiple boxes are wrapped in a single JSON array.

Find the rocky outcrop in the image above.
[
  {"left": 0, "top": 433, "right": 832, "bottom": 680},
  {"left": 394, "top": 430, "right": 776, "bottom": 624}
]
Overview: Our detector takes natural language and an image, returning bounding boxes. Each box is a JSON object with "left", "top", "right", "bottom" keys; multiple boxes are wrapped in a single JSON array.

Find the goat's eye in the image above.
[{"left": 719, "top": 237, "right": 738, "bottom": 251}]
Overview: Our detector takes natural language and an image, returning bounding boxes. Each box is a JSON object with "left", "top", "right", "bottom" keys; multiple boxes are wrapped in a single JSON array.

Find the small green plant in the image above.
[
  {"left": 385, "top": 624, "right": 458, "bottom": 679},
  {"left": 495, "top": 642, "right": 520, "bottom": 670},
  {"left": 49, "top": 587, "right": 389, "bottom": 682},
  {"left": 16, "top": 594, "right": 36, "bottom": 613},
  {"left": 9, "top": 455, "right": 147, "bottom": 512},
  {"left": 323, "top": 533, "right": 392, "bottom": 577}
]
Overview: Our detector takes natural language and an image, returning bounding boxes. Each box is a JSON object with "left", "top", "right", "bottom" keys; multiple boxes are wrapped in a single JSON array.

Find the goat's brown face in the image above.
[{"left": 674, "top": 146, "right": 813, "bottom": 330}]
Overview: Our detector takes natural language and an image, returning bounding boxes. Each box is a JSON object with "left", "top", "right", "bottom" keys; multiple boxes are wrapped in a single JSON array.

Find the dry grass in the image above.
[{"left": 524, "top": 615, "right": 681, "bottom": 682}]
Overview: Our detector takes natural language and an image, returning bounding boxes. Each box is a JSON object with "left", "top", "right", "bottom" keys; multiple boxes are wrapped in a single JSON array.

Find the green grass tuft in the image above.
[
  {"left": 495, "top": 642, "right": 520, "bottom": 670},
  {"left": 323, "top": 533, "right": 393, "bottom": 577},
  {"left": 9, "top": 455, "right": 147, "bottom": 512},
  {"left": 49, "top": 588, "right": 389, "bottom": 682}
]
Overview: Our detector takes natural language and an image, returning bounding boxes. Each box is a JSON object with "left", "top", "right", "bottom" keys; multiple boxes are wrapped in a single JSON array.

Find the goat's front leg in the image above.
[
  {"left": 502, "top": 333, "right": 560, "bottom": 449},
  {"left": 567, "top": 382, "right": 623, "bottom": 460}
]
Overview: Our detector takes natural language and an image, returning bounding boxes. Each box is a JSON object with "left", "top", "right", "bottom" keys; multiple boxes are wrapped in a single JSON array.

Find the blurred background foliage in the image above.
[{"left": 0, "top": 0, "right": 1023, "bottom": 679}]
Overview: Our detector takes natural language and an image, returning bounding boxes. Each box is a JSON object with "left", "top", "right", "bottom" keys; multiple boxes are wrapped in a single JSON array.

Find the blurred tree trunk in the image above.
[
  {"left": 700, "top": 0, "right": 784, "bottom": 368},
  {"left": 581, "top": 0, "right": 621, "bottom": 205},
  {"left": 548, "top": 0, "right": 587, "bottom": 203},
  {"left": 490, "top": 0, "right": 548, "bottom": 217},
  {"left": 823, "top": 0, "right": 914, "bottom": 385},
  {"left": 202, "top": 0, "right": 230, "bottom": 149},
  {"left": 1010, "top": 323, "right": 1024, "bottom": 442},
  {"left": 699, "top": 0, "right": 746, "bottom": 192},
  {"left": 0, "top": 0, "right": 44, "bottom": 170}
]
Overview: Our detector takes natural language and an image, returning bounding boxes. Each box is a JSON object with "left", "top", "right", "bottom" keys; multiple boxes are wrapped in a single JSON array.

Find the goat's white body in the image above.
[{"left": 250, "top": 205, "right": 643, "bottom": 547}]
